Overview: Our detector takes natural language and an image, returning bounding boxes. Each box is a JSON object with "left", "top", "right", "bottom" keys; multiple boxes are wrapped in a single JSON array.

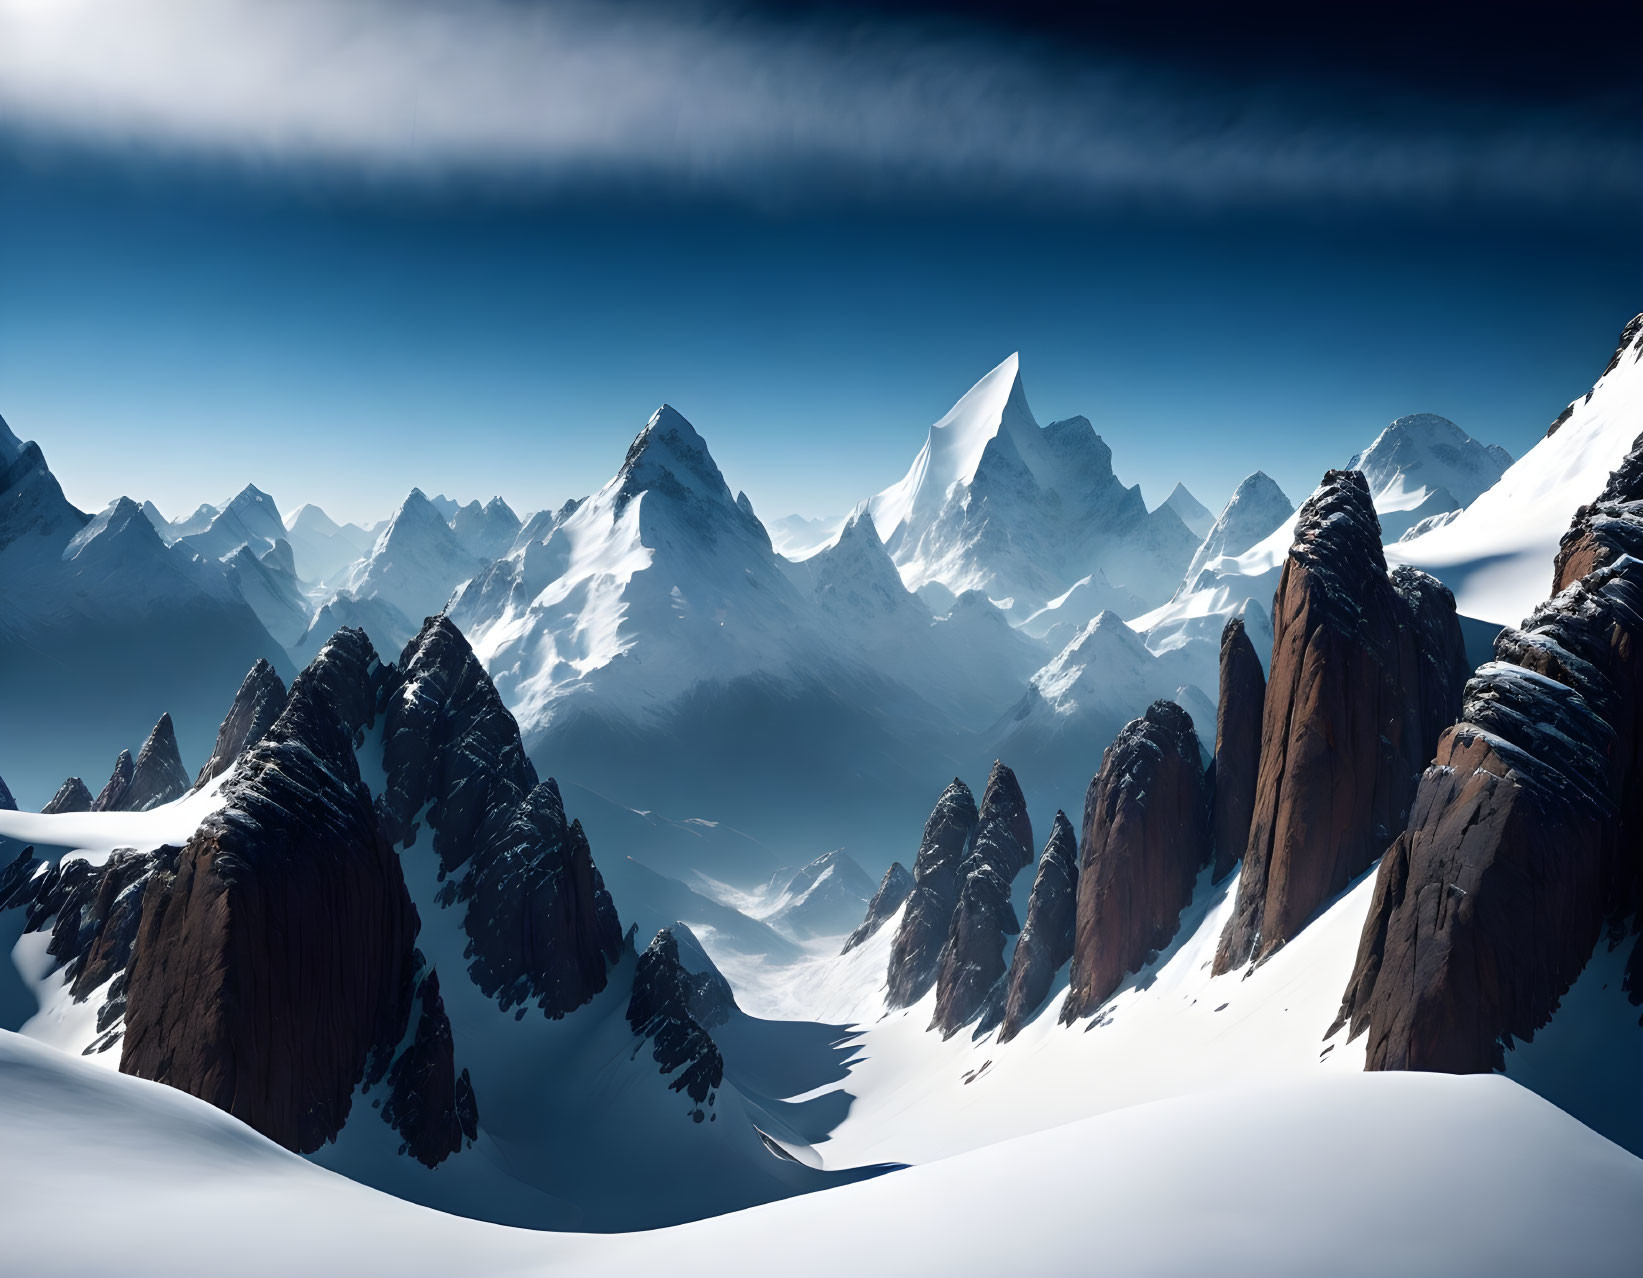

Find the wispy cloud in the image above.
[{"left": 1, "top": 0, "right": 1637, "bottom": 208}]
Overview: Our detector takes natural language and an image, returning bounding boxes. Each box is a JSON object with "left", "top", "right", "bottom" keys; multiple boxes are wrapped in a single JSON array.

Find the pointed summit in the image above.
[
  {"left": 1159, "top": 483, "right": 1214, "bottom": 540},
  {"left": 122, "top": 712, "right": 191, "bottom": 811},
  {"left": 196, "top": 658, "right": 289, "bottom": 787},
  {"left": 869, "top": 352, "right": 1031, "bottom": 543},
  {"left": 91, "top": 749, "right": 135, "bottom": 812},
  {"left": 615, "top": 404, "right": 730, "bottom": 508}
]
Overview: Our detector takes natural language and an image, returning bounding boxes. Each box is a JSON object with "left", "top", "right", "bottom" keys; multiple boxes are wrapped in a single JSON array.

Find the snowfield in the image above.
[{"left": 2, "top": 1027, "right": 1638, "bottom": 1278}]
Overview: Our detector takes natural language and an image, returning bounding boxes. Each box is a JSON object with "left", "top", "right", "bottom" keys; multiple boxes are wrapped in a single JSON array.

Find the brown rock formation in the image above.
[
  {"left": 90, "top": 750, "right": 133, "bottom": 812},
  {"left": 1552, "top": 430, "right": 1643, "bottom": 592},
  {"left": 1000, "top": 810, "right": 1079, "bottom": 1041},
  {"left": 1062, "top": 701, "right": 1210, "bottom": 1022},
  {"left": 930, "top": 761, "right": 1033, "bottom": 1037},
  {"left": 1214, "top": 470, "right": 1467, "bottom": 974},
  {"left": 119, "top": 628, "right": 420, "bottom": 1154},
  {"left": 121, "top": 713, "right": 191, "bottom": 811},
  {"left": 885, "top": 778, "right": 978, "bottom": 1008},
  {"left": 1338, "top": 559, "right": 1643, "bottom": 1071},
  {"left": 1211, "top": 616, "right": 1264, "bottom": 882}
]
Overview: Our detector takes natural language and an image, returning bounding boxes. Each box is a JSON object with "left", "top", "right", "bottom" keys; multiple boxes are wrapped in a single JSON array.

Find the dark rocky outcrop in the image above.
[
  {"left": 119, "top": 628, "right": 421, "bottom": 1154},
  {"left": 41, "top": 777, "right": 92, "bottom": 814},
  {"left": 0, "top": 843, "right": 179, "bottom": 1053},
  {"left": 1338, "top": 562, "right": 1643, "bottom": 1071},
  {"left": 1339, "top": 432, "right": 1643, "bottom": 1071},
  {"left": 842, "top": 861, "right": 913, "bottom": 953},
  {"left": 668, "top": 923, "right": 738, "bottom": 1030},
  {"left": 0, "top": 773, "right": 13, "bottom": 810},
  {"left": 194, "top": 657, "right": 288, "bottom": 787},
  {"left": 1062, "top": 701, "right": 1211, "bottom": 1022},
  {"left": 1214, "top": 471, "right": 1468, "bottom": 973},
  {"left": 90, "top": 750, "right": 133, "bottom": 812},
  {"left": 381, "top": 968, "right": 480, "bottom": 1167},
  {"left": 886, "top": 779, "right": 979, "bottom": 1008},
  {"left": 627, "top": 929, "right": 725, "bottom": 1121},
  {"left": 1211, "top": 616, "right": 1265, "bottom": 882},
  {"left": 931, "top": 762, "right": 1033, "bottom": 1037},
  {"left": 1000, "top": 810, "right": 1079, "bottom": 1041},
  {"left": 384, "top": 616, "right": 622, "bottom": 1017},
  {"left": 120, "top": 714, "right": 191, "bottom": 811}
]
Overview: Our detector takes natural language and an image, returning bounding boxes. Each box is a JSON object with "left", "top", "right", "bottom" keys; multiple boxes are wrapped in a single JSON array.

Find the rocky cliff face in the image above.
[
  {"left": 118, "top": 628, "right": 422, "bottom": 1155},
  {"left": 41, "top": 777, "right": 92, "bottom": 814},
  {"left": 843, "top": 861, "right": 913, "bottom": 953},
  {"left": 194, "top": 657, "right": 288, "bottom": 787},
  {"left": 1339, "top": 444, "right": 1643, "bottom": 1071},
  {"left": 886, "top": 779, "right": 979, "bottom": 1008},
  {"left": 1000, "top": 810, "right": 1079, "bottom": 1041},
  {"left": 1062, "top": 701, "right": 1210, "bottom": 1022},
  {"left": 383, "top": 616, "right": 622, "bottom": 1018},
  {"left": 1215, "top": 470, "right": 1468, "bottom": 974},
  {"left": 930, "top": 761, "right": 1033, "bottom": 1037},
  {"left": 1211, "top": 616, "right": 1265, "bottom": 882},
  {"left": 628, "top": 929, "right": 725, "bottom": 1123}
]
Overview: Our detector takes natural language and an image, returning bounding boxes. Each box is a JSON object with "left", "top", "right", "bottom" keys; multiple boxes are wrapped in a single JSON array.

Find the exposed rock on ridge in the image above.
[
  {"left": 382, "top": 616, "right": 622, "bottom": 1018},
  {"left": 1214, "top": 470, "right": 1468, "bottom": 974},
  {"left": 885, "top": 779, "right": 979, "bottom": 1008},
  {"left": 930, "top": 761, "right": 1032, "bottom": 1037},
  {"left": 1211, "top": 616, "right": 1264, "bottom": 882},
  {"left": 1062, "top": 701, "right": 1210, "bottom": 1022},
  {"left": 1000, "top": 810, "right": 1079, "bottom": 1041},
  {"left": 1338, "top": 439, "right": 1643, "bottom": 1071},
  {"left": 41, "top": 777, "right": 92, "bottom": 814},
  {"left": 118, "top": 628, "right": 422, "bottom": 1154},
  {"left": 843, "top": 861, "right": 913, "bottom": 953},
  {"left": 627, "top": 929, "right": 725, "bottom": 1122},
  {"left": 194, "top": 658, "right": 289, "bottom": 787}
]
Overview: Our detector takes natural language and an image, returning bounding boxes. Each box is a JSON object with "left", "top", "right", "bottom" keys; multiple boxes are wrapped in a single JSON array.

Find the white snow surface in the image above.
[
  {"left": 1391, "top": 320, "right": 1643, "bottom": 625},
  {"left": 0, "top": 781, "right": 229, "bottom": 869},
  {"left": 3, "top": 1018, "right": 1639, "bottom": 1277}
]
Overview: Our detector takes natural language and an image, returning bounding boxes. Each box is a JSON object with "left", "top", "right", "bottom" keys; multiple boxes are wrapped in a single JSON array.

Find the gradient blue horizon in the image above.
[{"left": 1, "top": 146, "right": 1638, "bottom": 529}]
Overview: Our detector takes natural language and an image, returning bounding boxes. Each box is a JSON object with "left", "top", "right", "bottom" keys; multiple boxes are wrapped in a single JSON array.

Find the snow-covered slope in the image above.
[
  {"left": 1390, "top": 314, "right": 1643, "bottom": 625},
  {"left": 450, "top": 497, "right": 522, "bottom": 561},
  {"left": 864, "top": 354, "right": 1199, "bottom": 617},
  {"left": 4, "top": 1023, "right": 1638, "bottom": 1277},
  {"left": 1176, "top": 470, "right": 1294, "bottom": 597}
]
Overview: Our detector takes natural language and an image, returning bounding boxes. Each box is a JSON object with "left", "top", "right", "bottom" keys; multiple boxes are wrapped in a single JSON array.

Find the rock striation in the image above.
[
  {"left": 1338, "top": 443, "right": 1643, "bottom": 1071},
  {"left": 886, "top": 779, "right": 979, "bottom": 1008},
  {"left": 627, "top": 929, "right": 725, "bottom": 1122},
  {"left": 1211, "top": 616, "right": 1265, "bottom": 882},
  {"left": 1062, "top": 701, "right": 1211, "bottom": 1022},
  {"left": 842, "top": 861, "right": 913, "bottom": 953},
  {"left": 41, "top": 777, "right": 92, "bottom": 814},
  {"left": 194, "top": 657, "right": 288, "bottom": 787},
  {"left": 930, "top": 762, "right": 1033, "bottom": 1037},
  {"left": 1214, "top": 470, "right": 1468, "bottom": 973},
  {"left": 999, "top": 810, "right": 1079, "bottom": 1041},
  {"left": 383, "top": 616, "right": 622, "bottom": 1018},
  {"left": 118, "top": 628, "right": 423, "bottom": 1154}
]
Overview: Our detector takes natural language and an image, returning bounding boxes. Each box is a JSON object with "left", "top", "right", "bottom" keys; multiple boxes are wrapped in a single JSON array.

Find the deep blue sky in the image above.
[{"left": 1, "top": 0, "right": 1640, "bottom": 525}]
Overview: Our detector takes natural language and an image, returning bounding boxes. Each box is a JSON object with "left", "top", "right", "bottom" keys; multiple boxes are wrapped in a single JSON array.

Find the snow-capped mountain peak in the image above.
[
  {"left": 1177, "top": 470, "right": 1295, "bottom": 597},
  {"left": 869, "top": 352, "right": 1030, "bottom": 543},
  {"left": 1345, "top": 413, "right": 1511, "bottom": 540},
  {"left": 1159, "top": 482, "right": 1215, "bottom": 540},
  {"left": 617, "top": 404, "right": 733, "bottom": 508}
]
